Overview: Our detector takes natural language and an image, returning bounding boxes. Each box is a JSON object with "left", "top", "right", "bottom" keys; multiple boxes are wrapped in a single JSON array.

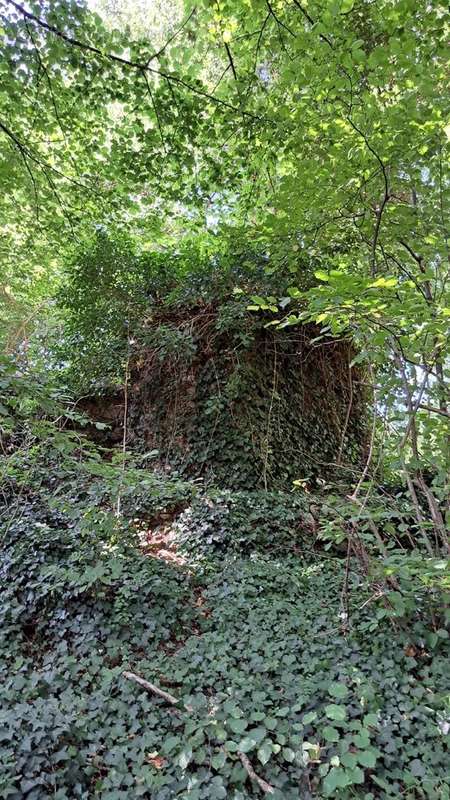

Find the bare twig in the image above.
[
  {"left": 337, "top": 362, "right": 353, "bottom": 465},
  {"left": 239, "top": 752, "right": 275, "bottom": 794},
  {"left": 339, "top": 535, "right": 352, "bottom": 627},
  {"left": 262, "top": 342, "right": 277, "bottom": 491},
  {"left": 418, "top": 403, "right": 450, "bottom": 419},
  {"left": 144, "top": 8, "right": 196, "bottom": 66},
  {"left": 266, "top": 1, "right": 295, "bottom": 37},
  {"left": 347, "top": 493, "right": 388, "bottom": 558},
  {"left": 394, "top": 349, "right": 448, "bottom": 551},
  {"left": 350, "top": 363, "right": 376, "bottom": 500},
  {"left": 116, "top": 337, "right": 130, "bottom": 517},
  {"left": 345, "top": 117, "right": 390, "bottom": 276},
  {"left": 403, "top": 470, "right": 434, "bottom": 556},
  {"left": 224, "top": 41, "right": 238, "bottom": 81},
  {"left": 122, "top": 671, "right": 180, "bottom": 705}
]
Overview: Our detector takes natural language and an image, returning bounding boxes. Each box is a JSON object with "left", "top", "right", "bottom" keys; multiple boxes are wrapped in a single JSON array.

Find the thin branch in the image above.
[
  {"left": 291, "top": 0, "right": 314, "bottom": 25},
  {"left": 399, "top": 238, "right": 434, "bottom": 303},
  {"left": 211, "top": 62, "right": 232, "bottom": 95},
  {"left": 143, "top": 73, "right": 167, "bottom": 153},
  {"left": 1, "top": 120, "right": 40, "bottom": 219},
  {"left": 348, "top": 493, "right": 388, "bottom": 558},
  {"left": 399, "top": 238, "right": 423, "bottom": 267},
  {"left": 116, "top": 338, "right": 130, "bottom": 518},
  {"left": 7, "top": 0, "right": 268, "bottom": 123},
  {"left": 349, "top": 363, "right": 376, "bottom": 500},
  {"left": 266, "top": 1, "right": 296, "bottom": 37},
  {"left": 345, "top": 117, "right": 390, "bottom": 276},
  {"left": 122, "top": 671, "right": 180, "bottom": 705},
  {"left": 224, "top": 41, "right": 238, "bottom": 81},
  {"left": 418, "top": 403, "right": 450, "bottom": 419},
  {"left": 239, "top": 752, "right": 275, "bottom": 794},
  {"left": 144, "top": 8, "right": 196, "bottom": 66},
  {"left": 0, "top": 118, "right": 91, "bottom": 192},
  {"left": 337, "top": 362, "right": 353, "bottom": 465},
  {"left": 291, "top": 0, "right": 334, "bottom": 47},
  {"left": 403, "top": 470, "right": 434, "bottom": 556},
  {"left": 248, "top": 12, "right": 270, "bottom": 97}
]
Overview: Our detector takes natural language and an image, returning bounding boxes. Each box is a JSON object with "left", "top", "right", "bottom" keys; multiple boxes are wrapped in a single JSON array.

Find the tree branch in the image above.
[
  {"left": 418, "top": 403, "right": 450, "bottom": 419},
  {"left": 122, "top": 671, "right": 180, "bottom": 705},
  {"left": 224, "top": 42, "right": 238, "bottom": 81},
  {"left": 6, "top": 0, "right": 268, "bottom": 123},
  {"left": 291, "top": 0, "right": 333, "bottom": 47},
  {"left": 266, "top": 1, "right": 296, "bottom": 37},
  {"left": 239, "top": 752, "right": 275, "bottom": 794}
]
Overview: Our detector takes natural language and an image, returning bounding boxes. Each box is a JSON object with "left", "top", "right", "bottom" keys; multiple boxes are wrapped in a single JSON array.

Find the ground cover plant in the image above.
[
  {"left": 1, "top": 494, "right": 449, "bottom": 799},
  {"left": 0, "top": 0, "right": 449, "bottom": 797}
]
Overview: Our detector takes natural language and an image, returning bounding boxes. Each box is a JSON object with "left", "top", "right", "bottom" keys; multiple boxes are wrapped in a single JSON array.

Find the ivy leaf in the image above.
[
  {"left": 322, "top": 766, "right": 347, "bottom": 794},
  {"left": 328, "top": 683, "right": 349, "bottom": 699},
  {"left": 410, "top": 759, "right": 426, "bottom": 778},
  {"left": 228, "top": 718, "right": 247, "bottom": 734},
  {"left": 211, "top": 751, "right": 226, "bottom": 770},
  {"left": 238, "top": 736, "right": 257, "bottom": 753},
  {"left": 341, "top": 751, "right": 357, "bottom": 769},
  {"left": 282, "top": 747, "right": 295, "bottom": 762},
  {"left": 357, "top": 749, "right": 377, "bottom": 768},
  {"left": 323, "top": 726, "right": 340, "bottom": 743},
  {"left": 325, "top": 704, "right": 346, "bottom": 721},
  {"left": 257, "top": 741, "right": 272, "bottom": 765},
  {"left": 177, "top": 749, "right": 193, "bottom": 770}
]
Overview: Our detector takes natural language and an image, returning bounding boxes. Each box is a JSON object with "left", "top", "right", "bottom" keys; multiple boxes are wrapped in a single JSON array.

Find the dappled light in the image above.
[{"left": 0, "top": 0, "right": 449, "bottom": 797}]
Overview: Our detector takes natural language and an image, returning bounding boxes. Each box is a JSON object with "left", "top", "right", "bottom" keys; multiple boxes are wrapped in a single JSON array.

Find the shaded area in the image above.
[{"left": 1, "top": 495, "right": 448, "bottom": 800}]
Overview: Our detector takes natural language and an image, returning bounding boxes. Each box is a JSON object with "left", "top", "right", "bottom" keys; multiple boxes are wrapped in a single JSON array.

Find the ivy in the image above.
[{"left": 1, "top": 511, "right": 449, "bottom": 799}]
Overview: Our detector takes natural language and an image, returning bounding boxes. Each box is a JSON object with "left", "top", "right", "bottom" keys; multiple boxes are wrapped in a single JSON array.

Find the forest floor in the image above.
[{"left": 1, "top": 482, "right": 449, "bottom": 800}]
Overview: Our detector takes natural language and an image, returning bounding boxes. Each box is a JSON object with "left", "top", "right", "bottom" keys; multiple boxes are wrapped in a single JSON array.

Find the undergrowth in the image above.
[
  {"left": 1, "top": 349, "right": 449, "bottom": 800},
  {"left": 1, "top": 485, "right": 449, "bottom": 800}
]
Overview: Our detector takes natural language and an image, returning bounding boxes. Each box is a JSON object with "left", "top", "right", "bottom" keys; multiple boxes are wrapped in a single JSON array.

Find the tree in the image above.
[{"left": 0, "top": 0, "right": 448, "bottom": 546}]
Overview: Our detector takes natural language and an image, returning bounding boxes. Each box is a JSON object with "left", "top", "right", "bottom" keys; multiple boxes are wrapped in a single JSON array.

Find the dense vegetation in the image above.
[{"left": 0, "top": 0, "right": 449, "bottom": 798}]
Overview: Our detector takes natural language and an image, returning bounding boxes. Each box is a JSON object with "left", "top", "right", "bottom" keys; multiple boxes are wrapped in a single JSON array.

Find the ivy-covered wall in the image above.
[{"left": 127, "top": 303, "right": 367, "bottom": 490}]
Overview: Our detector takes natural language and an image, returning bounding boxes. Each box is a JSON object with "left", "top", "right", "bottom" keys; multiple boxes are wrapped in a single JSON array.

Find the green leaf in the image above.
[
  {"left": 328, "top": 683, "right": 349, "bottom": 700},
  {"left": 363, "top": 714, "right": 379, "bottom": 728},
  {"left": 353, "top": 730, "right": 370, "bottom": 748},
  {"left": 323, "top": 726, "right": 340, "bottom": 743},
  {"left": 178, "top": 749, "right": 193, "bottom": 770},
  {"left": 345, "top": 766, "right": 364, "bottom": 784},
  {"left": 211, "top": 751, "right": 226, "bottom": 770},
  {"left": 282, "top": 747, "right": 295, "bottom": 762},
  {"left": 238, "top": 736, "right": 257, "bottom": 753},
  {"left": 323, "top": 766, "right": 347, "bottom": 794},
  {"left": 410, "top": 759, "right": 426, "bottom": 778},
  {"left": 357, "top": 750, "right": 377, "bottom": 768},
  {"left": 257, "top": 741, "right": 272, "bottom": 765},
  {"left": 228, "top": 718, "right": 248, "bottom": 735},
  {"left": 315, "top": 270, "right": 330, "bottom": 282},
  {"left": 325, "top": 704, "right": 346, "bottom": 721},
  {"left": 341, "top": 751, "right": 357, "bottom": 769}
]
